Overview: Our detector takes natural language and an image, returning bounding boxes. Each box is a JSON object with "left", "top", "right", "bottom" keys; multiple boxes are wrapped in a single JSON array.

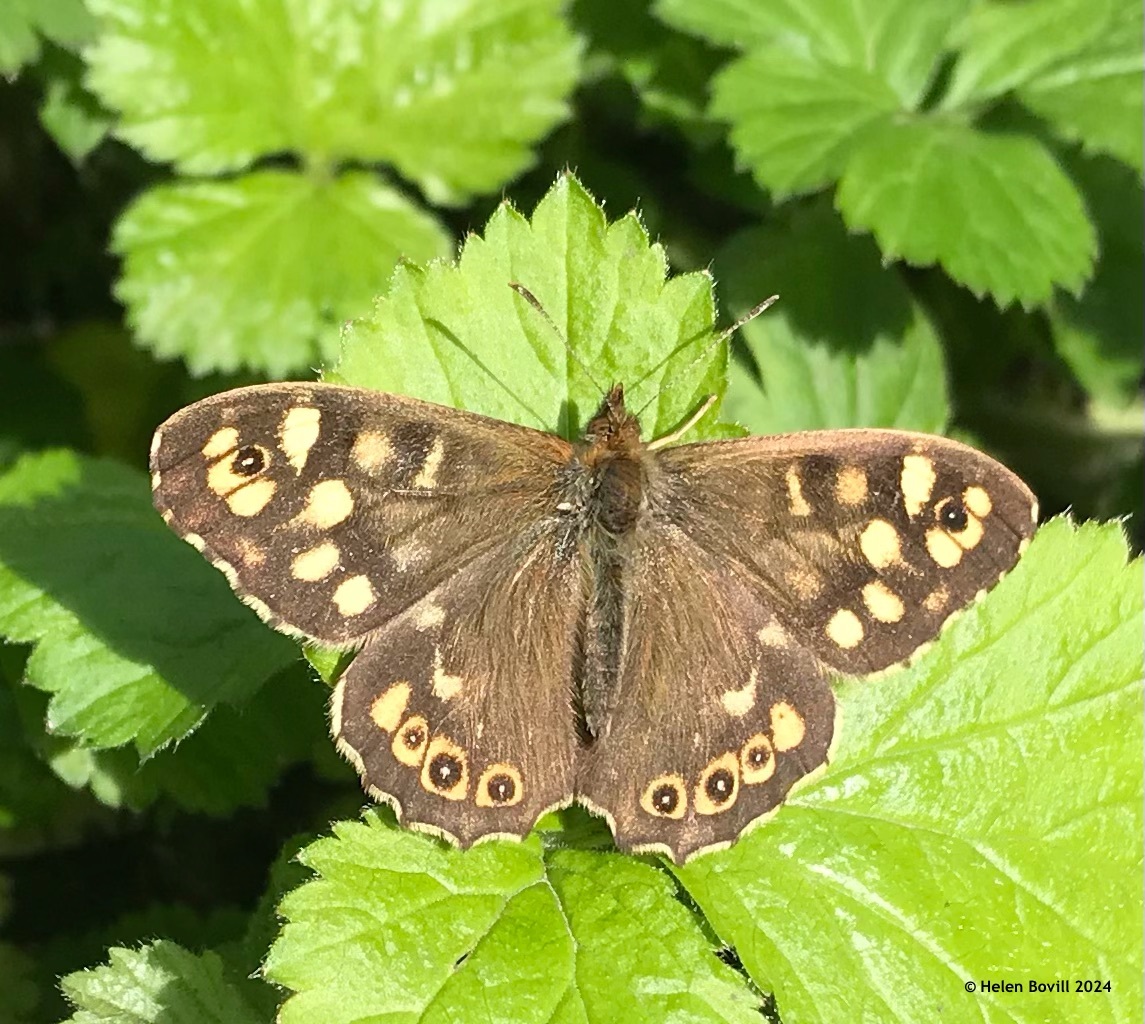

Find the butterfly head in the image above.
[{"left": 582, "top": 384, "right": 642, "bottom": 460}]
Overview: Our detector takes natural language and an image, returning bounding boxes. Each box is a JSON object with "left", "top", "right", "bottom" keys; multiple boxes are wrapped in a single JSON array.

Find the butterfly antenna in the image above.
[
  {"left": 633, "top": 294, "right": 779, "bottom": 421},
  {"left": 509, "top": 282, "right": 608, "bottom": 399}
]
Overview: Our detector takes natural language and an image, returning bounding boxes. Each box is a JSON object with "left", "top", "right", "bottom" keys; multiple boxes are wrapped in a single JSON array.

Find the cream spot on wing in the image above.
[
  {"left": 227, "top": 478, "right": 277, "bottom": 516},
  {"left": 926, "top": 528, "right": 963, "bottom": 567},
  {"left": 952, "top": 513, "right": 984, "bottom": 550},
  {"left": 352, "top": 430, "right": 393, "bottom": 472},
  {"left": 206, "top": 459, "right": 245, "bottom": 497},
  {"left": 183, "top": 532, "right": 205, "bottom": 551},
  {"left": 785, "top": 465, "right": 811, "bottom": 516},
  {"left": 720, "top": 668, "right": 757, "bottom": 718},
  {"left": 235, "top": 538, "right": 266, "bottom": 566},
  {"left": 413, "top": 600, "right": 446, "bottom": 630},
  {"left": 924, "top": 586, "right": 950, "bottom": 613},
  {"left": 413, "top": 436, "right": 445, "bottom": 489},
  {"left": 280, "top": 406, "right": 321, "bottom": 472},
  {"left": 151, "top": 470, "right": 162, "bottom": 489},
  {"left": 826, "top": 608, "right": 864, "bottom": 649},
  {"left": 431, "top": 649, "right": 463, "bottom": 701},
  {"left": 901, "top": 454, "right": 936, "bottom": 517},
  {"left": 299, "top": 479, "right": 354, "bottom": 528},
  {"left": 202, "top": 427, "right": 238, "bottom": 459},
  {"left": 787, "top": 567, "right": 822, "bottom": 600},
  {"left": 859, "top": 519, "right": 901, "bottom": 568},
  {"left": 333, "top": 574, "right": 376, "bottom": 616},
  {"left": 835, "top": 465, "right": 868, "bottom": 505},
  {"left": 770, "top": 701, "right": 806, "bottom": 751},
  {"left": 963, "top": 485, "right": 992, "bottom": 518},
  {"left": 370, "top": 682, "right": 411, "bottom": 733},
  {"left": 757, "top": 621, "right": 789, "bottom": 647},
  {"left": 862, "top": 580, "right": 905, "bottom": 623},
  {"left": 292, "top": 541, "right": 340, "bottom": 581}
]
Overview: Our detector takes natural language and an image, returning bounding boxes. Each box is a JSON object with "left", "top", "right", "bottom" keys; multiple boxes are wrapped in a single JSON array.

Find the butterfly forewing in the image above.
[
  {"left": 151, "top": 383, "right": 571, "bottom": 646},
  {"left": 654, "top": 430, "right": 1038, "bottom": 675}
]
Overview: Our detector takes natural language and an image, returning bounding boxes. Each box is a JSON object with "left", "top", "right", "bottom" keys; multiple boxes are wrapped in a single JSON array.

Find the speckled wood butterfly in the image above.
[{"left": 151, "top": 381, "right": 1036, "bottom": 861}]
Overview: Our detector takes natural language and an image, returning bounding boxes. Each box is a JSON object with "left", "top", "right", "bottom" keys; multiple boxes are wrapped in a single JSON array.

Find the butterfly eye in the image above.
[
  {"left": 935, "top": 496, "right": 969, "bottom": 531},
  {"left": 232, "top": 445, "right": 268, "bottom": 477}
]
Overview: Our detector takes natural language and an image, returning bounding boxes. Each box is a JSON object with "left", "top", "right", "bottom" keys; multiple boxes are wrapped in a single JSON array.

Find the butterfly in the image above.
[{"left": 150, "top": 380, "right": 1036, "bottom": 861}]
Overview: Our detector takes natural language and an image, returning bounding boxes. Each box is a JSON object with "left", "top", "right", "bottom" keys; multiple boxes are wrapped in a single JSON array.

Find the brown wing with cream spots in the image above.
[
  {"left": 334, "top": 533, "right": 582, "bottom": 846},
  {"left": 653, "top": 429, "right": 1037, "bottom": 675},
  {"left": 151, "top": 383, "right": 570, "bottom": 646},
  {"left": 577, "top": 524, "right": 835, "bottom": 862}
]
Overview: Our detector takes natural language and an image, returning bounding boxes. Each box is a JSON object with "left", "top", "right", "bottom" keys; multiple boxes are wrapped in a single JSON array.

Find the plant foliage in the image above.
[{"left": 0, "top": 1, "right": 1140, "bottom": 1022}]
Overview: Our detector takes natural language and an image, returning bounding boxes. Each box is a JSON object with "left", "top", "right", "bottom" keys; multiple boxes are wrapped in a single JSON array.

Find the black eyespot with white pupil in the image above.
[
  {"left": 485, "top": 773, "right": 516, "bottom": 804},
  {"left": 747, "top": 745, "right": 771, "bottom": 768},
  {"left": 936, "top": 496, "right": 968, "bottom": 531},
  {"left": 652, "top": 784, "right": 680, "bottom": 814},
  {"left": 402, "top": 725, "right": 425, "bottom": 749},
  {"left": 232, "top": 445, "right": 266, "bottom": 476},
  {"left": 705, "top": 768, "right": 735, "bottom": 804},
  {"left": 428, "top": 752, "right": 463, "bottom": 790}
]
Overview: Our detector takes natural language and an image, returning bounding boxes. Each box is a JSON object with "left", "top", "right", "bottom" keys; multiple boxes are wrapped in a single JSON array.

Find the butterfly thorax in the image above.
[{"left": 574, "top": 384, "right": 647, "bottom": 537}]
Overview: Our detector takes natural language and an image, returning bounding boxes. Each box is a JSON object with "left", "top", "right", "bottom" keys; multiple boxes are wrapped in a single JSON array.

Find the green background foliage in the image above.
[{"left": 0, "top": 1, "right": 1141, "bottom": 1022}]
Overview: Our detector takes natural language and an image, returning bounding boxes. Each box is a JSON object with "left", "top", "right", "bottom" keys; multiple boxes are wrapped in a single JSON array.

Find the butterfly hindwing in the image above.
[
  {"left": 334, "top": 537, "right": 582, "bottom": 845},
  {"left": 578, "top": 525, "right": 835, "bottom": 859},
  {"left": 150, "top": 383, "right": 570, "bottom": 646}
]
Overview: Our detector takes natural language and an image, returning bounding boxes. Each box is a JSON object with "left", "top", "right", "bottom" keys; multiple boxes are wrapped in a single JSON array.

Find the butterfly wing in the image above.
[
  {"left": 334, "top": 533, "right": 582, "bottom": 845},
  {"left": 577, "top": 522, "right": 835, "bottom": 860},
  {"left": 152, "top": 383, "right": 582, "bottom": 843},
  {"left": 578, "top": 429, "right": 1036, "bottom": 861},
  {"left": 151, "top": 383, "right": 571, "bottom": 646},
  {"left": 652, "top": 429, "right": 1038, "bottom": 674}
]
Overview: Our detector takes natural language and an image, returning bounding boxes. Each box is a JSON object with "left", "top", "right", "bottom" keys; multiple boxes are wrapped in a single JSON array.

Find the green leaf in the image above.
[
  {"left": 60, "top": 941, "right": 261, "bottom": 1024},
  {"left": 113, "top": 170, "right": 450, "bottom": 378},
  {"left": 711, "top": 50, "right": 902, "bottom": 199},
  {"left": 944, "top": 0, "right": 1119, "bottom": 108},
  {"left": 35, "top": 662, "right": 330, "bottom": 815},
  {"left": 1019, "top": 3, "right": 1144, "bottom": 175},
  {"left": 37, "top": 53, "right": 113, "bottom": 164},
  {"left": 85, "top": 0, "right": 581, "bottom": 202},
  {"left": 0, "top": 450, "right": 297, "bottom": 756},
  {"left": 0, "top": 0, "right": 94, "bottom": 77},
  {"left": 837, "top": 120, "right": 1097, "bottom": 306},
  {"left": 333, "top": 173, "right": 723, "bottom": 442},
  {"left": 1049, "top": 157, "right": 1144, "bottom": 404},
  {"left": 656, "top": 0, "right": 968, "bottom": 105},
  {"left": 265, "top": 813, "right": 760, "bottom": 1024},
  {"left": 676, "top": 520, "right": 1142, "bottom": 1024},
  {"left": 718, "top": 203, "right": 949, "bottom": 433}
]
